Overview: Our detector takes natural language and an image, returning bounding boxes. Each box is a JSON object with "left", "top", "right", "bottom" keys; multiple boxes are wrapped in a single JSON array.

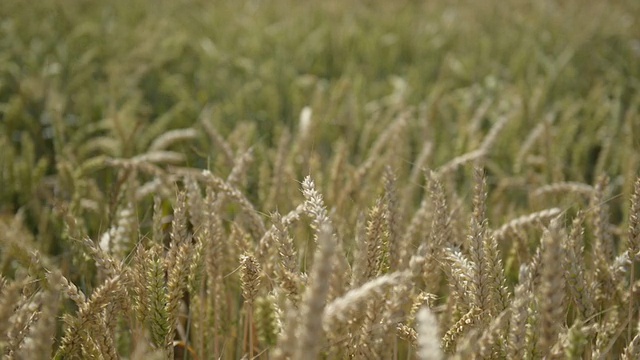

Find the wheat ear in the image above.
[
  {"left": 294, "top": 223, "right": 335, "bottom": 359},
  {"left": 416, "top": 307, "right": 443, "bottom": 360},
  {"left": 538, "top": 219, "right": 566, "bottom": 356}
]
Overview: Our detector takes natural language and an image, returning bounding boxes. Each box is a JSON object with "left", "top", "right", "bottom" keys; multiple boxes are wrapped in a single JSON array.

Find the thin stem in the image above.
[
  {"left": 629, "top": 261, "right": 635, "bottom": 343},
  {"left": 248, "top": 304, "right": 254, "bottom": 360}
]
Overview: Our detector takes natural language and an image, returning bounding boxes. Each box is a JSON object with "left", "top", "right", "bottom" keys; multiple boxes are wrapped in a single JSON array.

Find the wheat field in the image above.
[{"left": 1, "top": 0, "right": 640, "bottom": 359}]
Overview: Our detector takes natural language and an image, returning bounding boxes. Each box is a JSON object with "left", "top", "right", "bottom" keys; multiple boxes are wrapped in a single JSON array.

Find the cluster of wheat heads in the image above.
[
  {"left": 0, "top": 113, "right": 639, "bottom": 360},
  {"left": 1, "top": 0, "right": 639, "bottom": 357}
]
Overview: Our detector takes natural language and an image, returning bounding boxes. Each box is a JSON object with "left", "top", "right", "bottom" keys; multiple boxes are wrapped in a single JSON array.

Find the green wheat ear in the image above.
[
  {"left": 145, "top": 247, "right": 170, "bottom": 349},
  {"left": 255, "top": 294, "right": 279, "bottom": 348}
]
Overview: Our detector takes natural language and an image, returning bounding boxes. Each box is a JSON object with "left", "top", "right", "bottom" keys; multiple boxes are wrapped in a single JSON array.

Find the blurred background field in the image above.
[
  {"left": 1, "top": 0, "right": 640, "bottom": 358},
  {"left": 2, "top": 0, "right": 639, "bottom": 240}
]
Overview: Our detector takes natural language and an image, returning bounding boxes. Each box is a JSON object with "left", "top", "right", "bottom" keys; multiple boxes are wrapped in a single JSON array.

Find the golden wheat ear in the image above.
[{"left": 537, "top": 219, "right": 567, "bottom": 357}]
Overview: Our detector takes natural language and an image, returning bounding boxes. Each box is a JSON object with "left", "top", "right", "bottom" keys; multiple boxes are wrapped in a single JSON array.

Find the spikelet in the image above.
[
  {"left": 508, "top": 266, "right": 533, "bottom": 359},
  {"left": 152, "top": 196, "right": 166, "bottom": 245},
  {"left": 336, "top": 118, "right": 405, "bottom": 210},
  {"left": 265, "top": 128, "right": 291, "bottom": 210},
  {"left": 531, "top": 182, "right": 595, "bottom": 199},
  {"left": 493, "top": 208, "right": 562, "bottom": 243},
  {"left": 187, "top": 229, "right": 205, "bottom": 295},
  {"left": 148, "top": 128, "right": 198, "bottom": 152},
  {"left": 164, "top": 241, "right": 192, "bottom": 353},
  {"left": 131, "top": 245, "right": 151, "bottom": 330},
  {"left": 407, "top": 141, "right": 433, "bottom": 193},
  {"left": 443, "top": 248, "right": 475, "bottom": 316},
  {"left": 484, "top": 229, "right": 510, "bottom": 315},
  {"left": 200, "top": 169, "right": 266, "bottom": 239},
  {"left": 81, "top": 237, "right": 122, "bottom": 281},
  {"left": 145, "top": 246, "right": 170, "bottom": 349},
  {"left": 478, "top": 115, "right": 510, "bottom": 155},
  {"left": 5, "top": 291, "right": 42, "bottom": 359},
  {"left": 20, "top": 289, "right": 59, "bottom": 358},
  {"left": 302, "top": 175, "right": 350, "bottom": 299},
  {"left": 240, "top": 253, "right": 262, "bottom": 305},
  {"left": 240, "top": 253, "right": 261, "bottom": 359},
  {"left": 302, "top": 175, "right": 330, "bottom": 231},
  {"left": 455, "top": 308, "right": 510, "bottom": 359},
  {"left": 299, "top": 106, "right": 313, "bottom": 139},
  {"left": 327, "top": 139, "right": 348, "bottom": 205},
  {"left": 622, "top": 333, "right": 640, "bottom": 360},
  {"left": 628, "top": 176, "right": 640, "bottom": 343},
  {"left": 421, "top": 171, "right": 453, "bottom": 295},
  {"left": 629, "top": 177, "right": 640, "bottom": 261},
  {"left": 442, "top": 306, "right": 481, "bottom": 353},
  {"left": 402, "top": 196, "right": 432, "bottom": 262},
  {"left": 562, "top": 212, "right": 595, "bottom": 320},
  {"left": 271, "top": 211, "right": 299, "bottom": 274},
  {"left": 351, "top": 212, "right": 368, "bottom": 288},
  {"left": 258, "top": 204, "right": 304, "bottom": 270},
  {"left": 268, "top": 211, "right": 303, "bottom": 304},
  {"left": 593, "top": 308, "right": 621, "bottom": 359},
  {"left": 272, "top": 303, "right": 298, "bottom": 360},
  {"left": 98, "top": 202, "right": 136, "bottom": 261},
  {"left": 129, "top": 151, "right": 186, "bottom": 165},
  {"left": 409, "top": 292, "right": 438, "bottom": 323},
  {"left": 436, "top": 149, "right": 485, "bottom": 177},
  {"left": 200, "top": 108, "right": 234, "bottom": 167},
  {"left": 383, "top": 167, "right": 402, "bottom": 272},
  {"left": 227, "top": 146, "right": 254, "bottom": 188},
  {"left": 514, "top": 118, "right": 546, "bottom": 173},
  {"left": 591, "top": 175, "right": 614, "bottom": 262},
  {"left": 363, "top": 198, "right": 388, "bottom": 282},
  {"left": 56, "top": 275, "right": 125, "bottom": 359},
  {"left": 323, "top": 271, "right": 409, "bottom": 331},
  {"left": 169, "top": 190, "right": 190, "bottom": 250},
  {"left": 560, "top": 319, "right": 592, "bottom": 360},
  {"left": 436, "top": 116, "right": 509, "bottom": 177},
  {"left": 468, "top": 168, "right": 492, "bottom": 316},
  {"left": 590, "top": 176, "right": 623, "bottom": 309},
  {"left": 397, "top": 323, "right": 418, "bottom": 344},
  {"left": 184, "top": 177, "right": 204, "bottom": 231},
  {"left": 255, "top": 294, "right": 279, "bottom": 349}
]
